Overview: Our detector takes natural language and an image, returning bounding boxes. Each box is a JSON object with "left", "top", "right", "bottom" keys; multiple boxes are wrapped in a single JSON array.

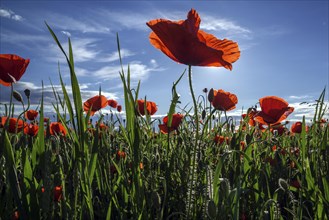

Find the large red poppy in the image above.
[
  {"left": 254, "top": 96, "right": 294, "bottom": 125},
  {"left": 137, "top": 99, "right": 158, "bottom": 116},
  {"left": 24, "top": 109, "right": 39, "bottom": 121},
  {"left": 24, "top": 123, "right": 39, "bottom": 137},
  {"left": 1, "top": 117, "right": 25, "bottom": 133},
  {"left": 83, "top": 95, "right": 108, "bottom": 116},
  {"left": 290, "top": 121, "right": 309, "bottom": 134},
  {"left": 108, "top": 99, "right": 118, "bottom": 108},
  {"left": 147, "top": 9, "right": 240, "bottom": 69},
  {"left": 158, "top": 113, "right": 183, "bottom": 134},
  {"left": 49, "top": 122, "right": 67, "bottom": 136},
  {"left": 211, "top": 89, "right": 238, "bottom": 111},
  {"left": 0, "top": 54, "right": 30, "bottom": 86}
]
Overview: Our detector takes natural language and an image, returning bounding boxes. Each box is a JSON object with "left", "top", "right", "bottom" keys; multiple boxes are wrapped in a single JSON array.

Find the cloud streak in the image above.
[
  {"left": 202, "top": 16, "right": 252, "bottom": 39},
  {"left": 0, "top": 8, "right": 23, "bottom": 21}
]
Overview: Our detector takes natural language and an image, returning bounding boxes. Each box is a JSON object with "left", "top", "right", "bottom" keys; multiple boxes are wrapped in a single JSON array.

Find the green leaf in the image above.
[{"left": 167, "top": 70, "right": 185, "bottom": 128}]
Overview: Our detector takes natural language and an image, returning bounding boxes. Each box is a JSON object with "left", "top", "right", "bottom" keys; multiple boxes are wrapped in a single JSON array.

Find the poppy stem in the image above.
[{"left": 187, "top": 65, "right": 199, "bottom": 218}]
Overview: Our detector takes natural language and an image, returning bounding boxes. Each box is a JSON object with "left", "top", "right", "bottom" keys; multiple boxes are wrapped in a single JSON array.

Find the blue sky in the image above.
[{"left": 0, "top": 1, "right": 328, "bottom": 123}]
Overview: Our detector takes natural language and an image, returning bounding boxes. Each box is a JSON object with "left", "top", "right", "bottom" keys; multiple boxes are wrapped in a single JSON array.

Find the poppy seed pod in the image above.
[
  {"left": 208, "top": 88, "right": 214, "bottom": 102},
  {"left": 13, "top": 90, "right": 23, "bottom": 102}
]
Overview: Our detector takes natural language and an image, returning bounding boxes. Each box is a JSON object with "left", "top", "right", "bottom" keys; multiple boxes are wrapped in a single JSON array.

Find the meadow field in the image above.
[{"left": 1, "top": 9, "right": 328, "bottom": 220}]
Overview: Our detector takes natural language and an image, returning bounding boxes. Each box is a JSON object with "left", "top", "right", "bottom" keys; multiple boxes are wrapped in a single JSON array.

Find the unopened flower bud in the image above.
[
  {"left": 13, "top": 90, "right": 23, "bottom": 103},
  {"left": 208, "top": 88, "right": 214, "bottom": 102},
  {"left": 24, "top": 89, "right": 31, "bottom": 98}
]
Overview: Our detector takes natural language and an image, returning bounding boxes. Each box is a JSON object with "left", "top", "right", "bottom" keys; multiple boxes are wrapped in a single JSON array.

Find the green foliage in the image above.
[{"left": 0, "top": 26, "right": 328, "bottom": 220}]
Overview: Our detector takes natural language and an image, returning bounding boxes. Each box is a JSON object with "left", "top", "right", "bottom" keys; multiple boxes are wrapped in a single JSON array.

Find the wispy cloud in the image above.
[
  {"left": 61, "top": 31, "right": 71, "bottom": 37},
  {"left": 97, "top": 49, "right": 135, "bottom": 63},
  {"left": 0, "top": 8, "right": 23, "bottom": 21},
  {"left": 92, "top": 61, "right": 154, "bottom": 81},
  {"left": 288, "top": 95, "right": 313, "bottom": 100},
  {"left": 46, "top": 12, "right": 110, "bottom": 34},
  {"left": 202, "top": 16, "right": 252, "bottom": 39},
  {"left": 0, "top": 29, "right": 50, "bottom": 51},
  {"left": 149, "top": 59, "right": 158, "bottom": 68},
  {"left": 97, "top": 10, "right": 151, "bottom": 31},
  {"left": 289, "top": 101, "right": 328, "bottom": 122},
  {"left": 46, "top": 38, "right": 101, "bottom": 63}
]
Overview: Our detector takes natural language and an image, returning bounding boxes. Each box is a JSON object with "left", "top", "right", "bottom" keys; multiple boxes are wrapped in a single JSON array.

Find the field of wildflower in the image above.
[{"left": 0, "top": 9, "right": 328, "bottom": 220}]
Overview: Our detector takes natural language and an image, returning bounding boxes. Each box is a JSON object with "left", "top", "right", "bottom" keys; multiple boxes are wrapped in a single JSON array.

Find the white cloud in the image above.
[
  {"left": 288, "top": 95, "right": 313, "bottom": 100},
  {"left": 0, "top": 8, "right": 23, "bottom": 21},
  {"left": 0, "top": 9, "right": 11, "bottom": 18},
  {"left": 97, "top": 49, "right": 135, "bottom": 63},
  {"left": 92, "top": 61, "right": 152, "bottom": 81},
  {"left": 46, "top": 13, "right": 110, "bottom": 34},
  {"left": 61, "top": 31, "right": 71, "bottom": 37},
  {"left": 202, "top": 16, "right": 251, "bottom": 37},
  {"left": 150, "top": 59, "right": 158, "bottom": 68},
  {"left": 99, "top": 10, "right": 151, "bottom": 31},
  {"left": 11, "top": 14, "right": 23, "bottom": 21},
  {"left": 74, "top": 67, "right": 89, "bottom": 77},
  {"left": 46, "top": 38, "right": 101, "bottom": 63}
]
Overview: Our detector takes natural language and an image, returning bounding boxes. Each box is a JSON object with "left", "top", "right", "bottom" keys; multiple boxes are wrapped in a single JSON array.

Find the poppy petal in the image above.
[
  {"left": 147, "top": 9, "right": 240, "bottom": 68},
  {"left": 0, "top": 54, "right": 30, "bottom": 85}
]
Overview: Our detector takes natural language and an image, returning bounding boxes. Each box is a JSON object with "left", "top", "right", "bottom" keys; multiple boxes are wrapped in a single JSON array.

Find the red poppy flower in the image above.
[
  {"left": 117, "top": 150, "right": 126, "bottom": 159},
  {"left": 24, "top": 109, "right": 38, "bottom": 121},
  {"left": 158, "top": 113, "right": 183, "bottom": 134},
  {"left": 49, "top": 122, "right": 67, "bottom": 136},
  {"left": 271, "top": 123, "right": 286, "bottom": 135},
  {"left": 24, "top": 123, "right": 39, "bottom": 137},
  {"left": 137, "top": 99, "right": 158, "bottom": 116},
  {"left": 117, "top": 105, "right": 122, "bottom": 112},
  {"left": 139, "top": 162, "right": 144, "bottom": 170},
  {"left": 12, "top": 210, "right": 19, "bottom": 220},
  {"left": 53, "top": 186, "right": 63, "bottom": 202},
  {"left": 211, "top": 89, "right": 238, "bottom": 111},
  {"left": 290, "top": 121, "right": 309, "bottom": 134},
  {"left": 98, "top": 123, "right": 108, "bottom": 131},
  {"left": 108, "top": 99, "right": 118, "bottom": 108},
  {"left": 213, "top": 135, "right": 230, "bottom": 145},
  {"left": 0, "top": 54, "right": 30, "bottom": 86},
  {"left": 83, "top": 95, "right": 108, "bottom": 116},
  {"left": 254, "top": 96, "right": 294, "bottom": 125},
  {"left": 147, "top": 9, "right": 240, "bottom": 69},
  {"left": 290, "top": 179, "right": 301, "bottom": 189},
  {"left": 1, "top": 117, "right": 25, "bottom": 133}
]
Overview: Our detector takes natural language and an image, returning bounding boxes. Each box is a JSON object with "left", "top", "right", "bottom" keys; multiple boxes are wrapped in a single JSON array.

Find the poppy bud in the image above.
[
  {"left": 13, "top": 90, "right": 23, "bottom": 102},
  {"left": 24, "top": 89, "right": 31, "bottom": 98},
  {"left": 53, "top": 186, "right": 63, "bottom": 202},
  {"left": 117, "top": 105, "right": 122, "bottom": 112},
  {"left": 208, "top": 88, "right": 214, "bottom": 102},
  {"left": 201, "top": 109, "right": 206, "bottom": 120},
  {"left": 203, "top": 88, "right": 208, "bottom": 93}
]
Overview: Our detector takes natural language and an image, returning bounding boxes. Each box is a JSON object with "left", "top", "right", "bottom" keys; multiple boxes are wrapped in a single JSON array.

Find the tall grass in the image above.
[{"left": 0, "top": 25, "right": 328, "bottom": 220}]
